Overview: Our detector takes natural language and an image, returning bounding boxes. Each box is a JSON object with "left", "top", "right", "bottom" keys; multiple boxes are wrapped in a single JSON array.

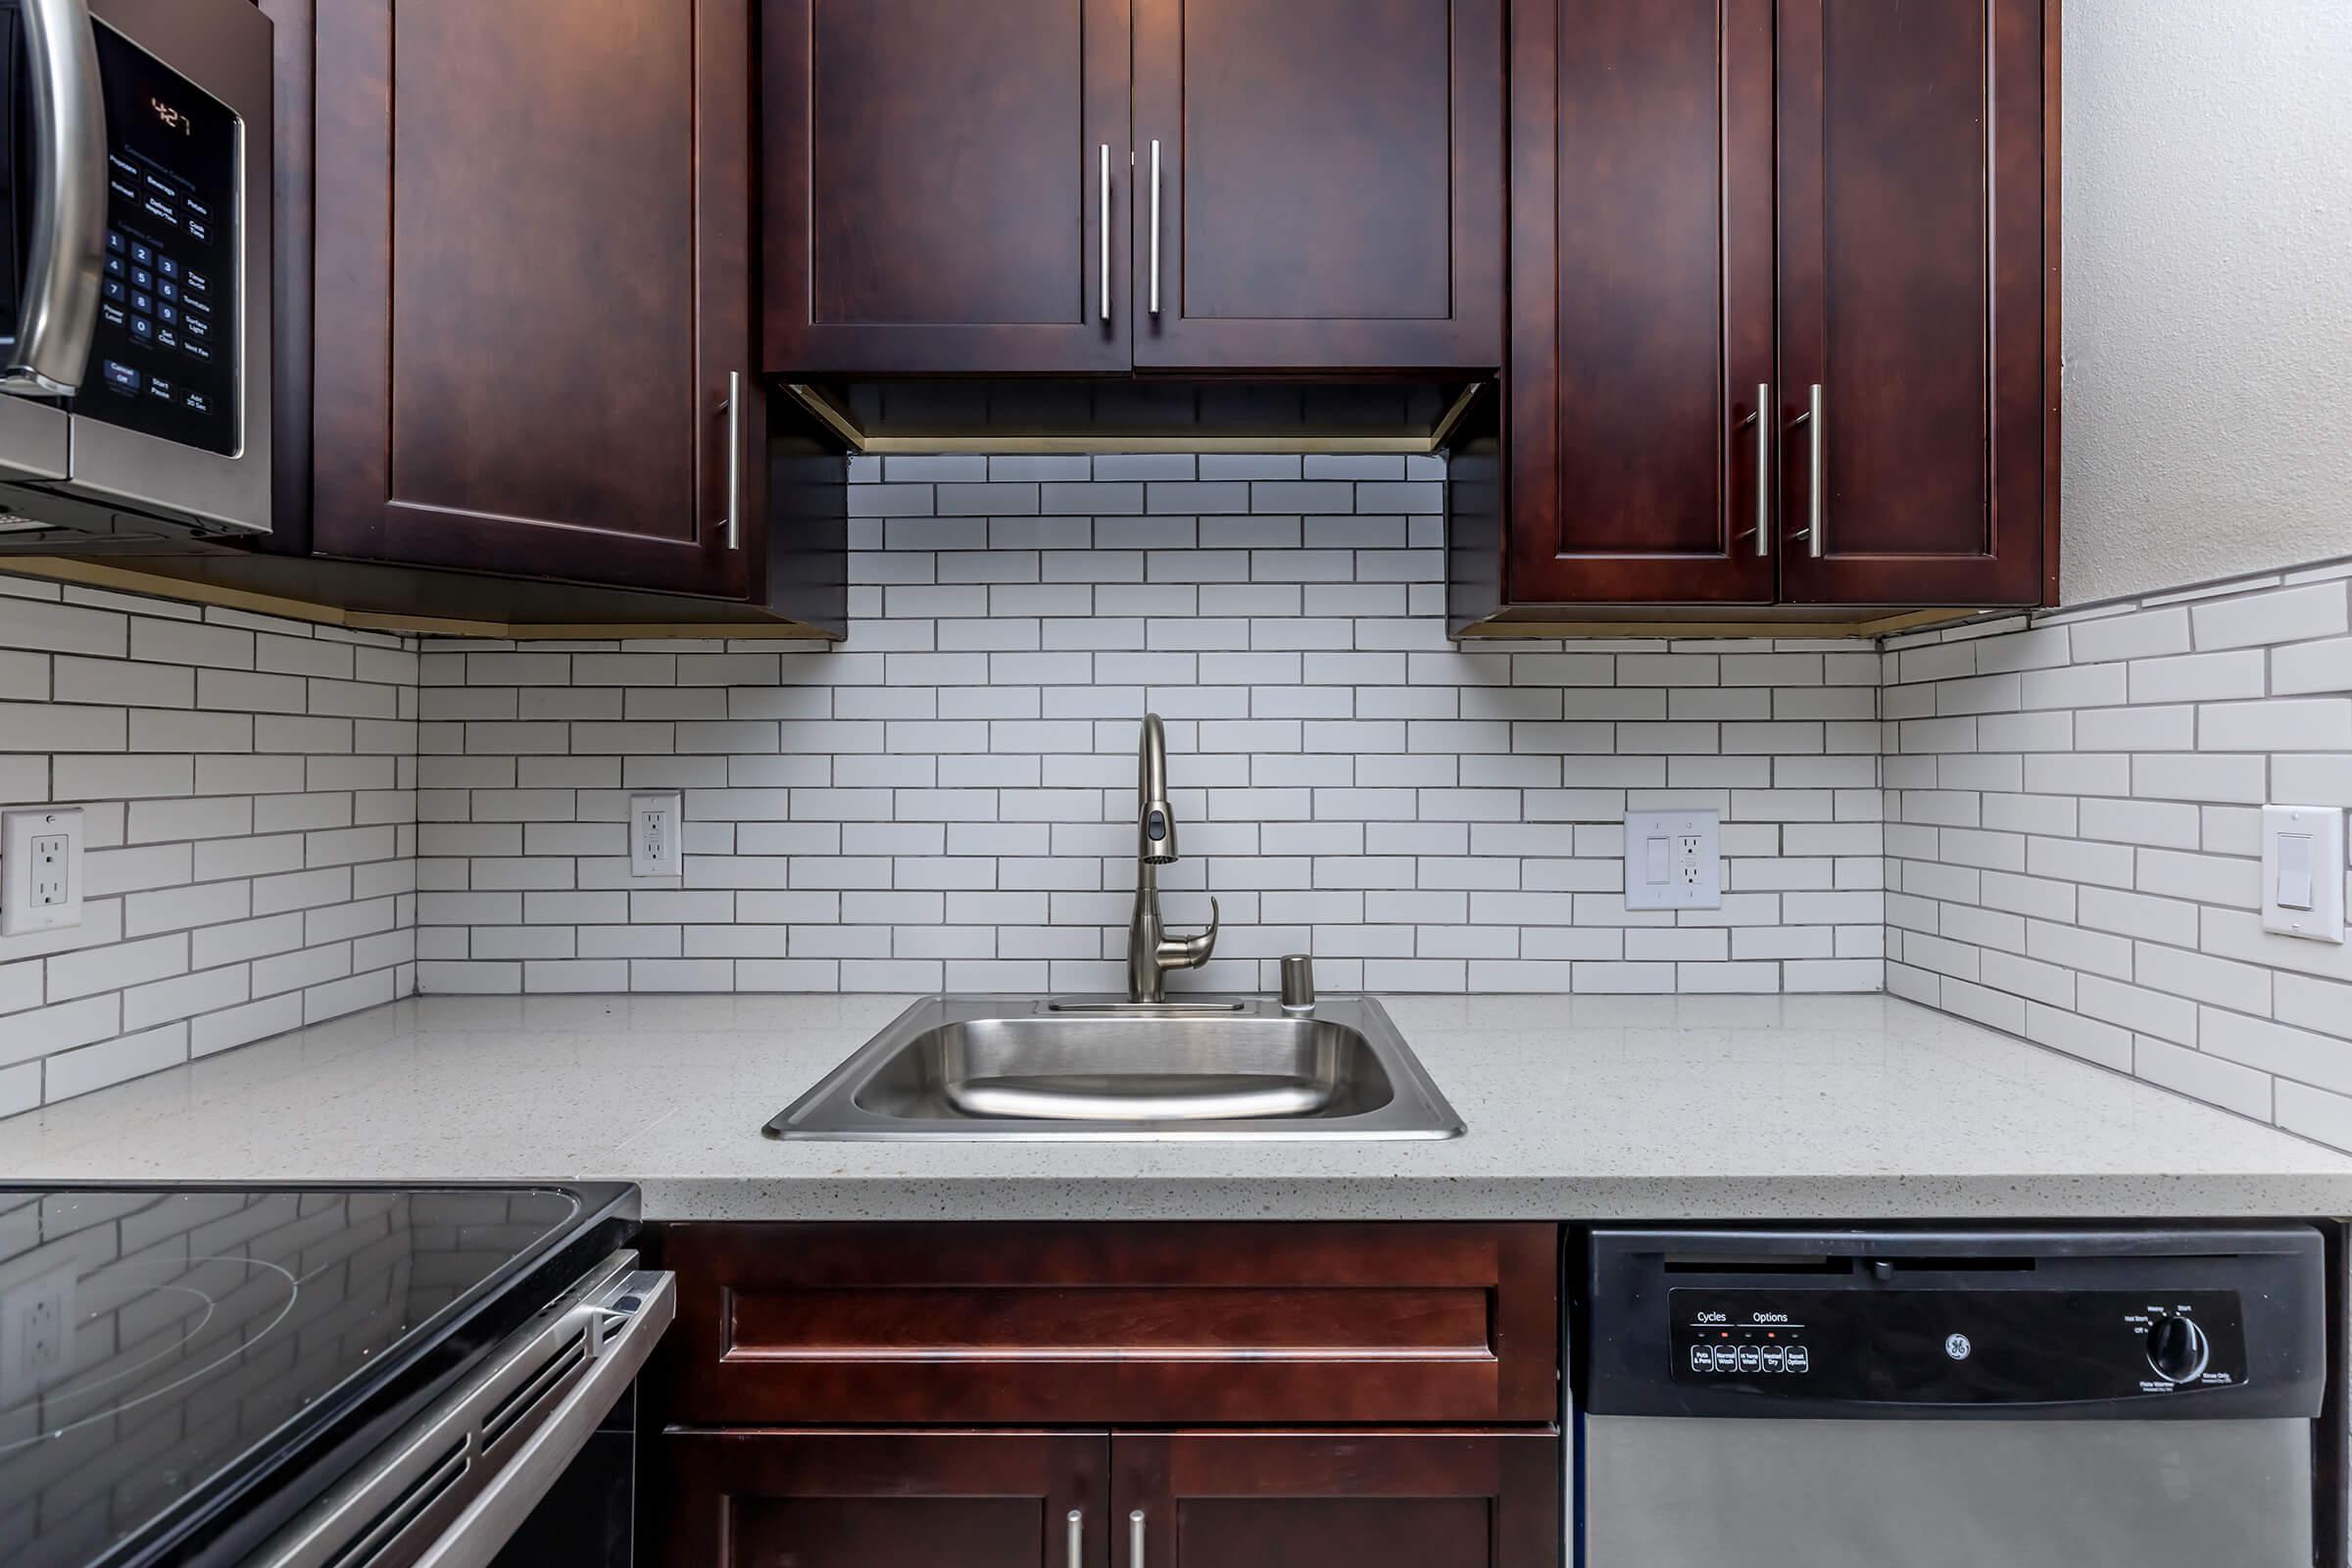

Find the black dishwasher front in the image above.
[{"left": 1581, "top": 1226, "right": 2328, "bottom": 1568}]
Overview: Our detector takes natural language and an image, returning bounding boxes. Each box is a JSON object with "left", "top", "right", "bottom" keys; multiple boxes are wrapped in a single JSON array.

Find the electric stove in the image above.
[{"left": 0, "top": 1183, "right": 639, "bottom": 1568}]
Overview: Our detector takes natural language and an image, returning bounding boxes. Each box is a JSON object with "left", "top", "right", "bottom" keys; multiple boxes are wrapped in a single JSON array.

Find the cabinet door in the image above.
[
  {"left": 1504, "top": 0, "right": 1778, "bottom": 605},
  {"left": 656, "top": 1431, "right": 1109, "bottom": 1568},
  {"left": 1113, "top": 1433, "right": 1558, "bottom": 1568},
  {"left": 1777, "top": 0, "right": 2052, "bottom": 606},
  {"left": 311, "top": 0, "right": 755, "bottom": 599},
  {"left": 1129, "top": 0, "right": 1503, "bottom": 371},
  {"left": 763, "top": 0, "right": 1131, "bottom": 375}
]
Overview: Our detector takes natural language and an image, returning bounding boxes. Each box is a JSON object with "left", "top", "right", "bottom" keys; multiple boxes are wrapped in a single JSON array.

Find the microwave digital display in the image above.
[{"left": 71, "top": 19, "right": 239, "bottom": 456}]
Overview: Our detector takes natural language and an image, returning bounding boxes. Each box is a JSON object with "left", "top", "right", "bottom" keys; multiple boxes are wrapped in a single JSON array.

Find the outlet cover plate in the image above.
[
  {"left": 629, "top": 792, "right": 684, "bottom": 878},
  {"left": 1625, "top": 808, "right": 1722, "bottom": 911},
  {"left": 0, "top": 1264, "right": 77, "bottom": 1411},
  {"left": 2, "top": 807, "right": 83, "bottom": 937}
]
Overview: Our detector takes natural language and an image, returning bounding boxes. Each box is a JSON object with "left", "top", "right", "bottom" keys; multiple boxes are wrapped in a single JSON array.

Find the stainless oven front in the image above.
[{"left": 0, "top": 0, "right": 270, "bottom": 541}]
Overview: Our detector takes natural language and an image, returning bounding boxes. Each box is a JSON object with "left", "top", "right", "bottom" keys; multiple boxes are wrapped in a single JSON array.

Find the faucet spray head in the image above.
[{"left": 1139, "top": 712, "right": 1178, "bottom": 865}]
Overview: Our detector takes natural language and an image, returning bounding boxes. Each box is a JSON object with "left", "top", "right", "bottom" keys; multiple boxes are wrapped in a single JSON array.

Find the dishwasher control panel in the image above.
[
  {"left": 1589, "top": 1228, "right": 2326, "bottom": 1421},
  {"left": 1668, "top": 1287, "right": 2248, "bottom": 1403}
]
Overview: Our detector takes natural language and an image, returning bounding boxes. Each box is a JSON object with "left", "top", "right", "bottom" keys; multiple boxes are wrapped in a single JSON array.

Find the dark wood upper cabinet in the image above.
[
  {"left": 1129, "top": 0, "right": 1504, "bottom": 372},
  {"left": 1776, "top": 0, "right": 2051, "bottom": 606},
  {"left": 657, "top": 1432, "right": 1110, "bottom": 1568},
  {"left": 1113, "top": 1433, "right": 1558, "bottom": 1568},
  {"left": 762, "top": 0, "right": 1132, "bottom": 375},
  {"left": 1462, "top": 0, "right": 2056, "bottom": 623},
  {"left": 761, "top": 0, "right": 1501, "bottom": 379},
  {"left": 1504, "top": 0, "right": 1778, "bottom": 606},
  {"left": 310, "top": 0, "right": 758, "bottom": 600}
]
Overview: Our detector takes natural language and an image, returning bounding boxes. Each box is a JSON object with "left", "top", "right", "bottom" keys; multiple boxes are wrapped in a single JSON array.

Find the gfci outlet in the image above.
[
  {"left": 1624, "top": 809, "right": 1722, "bottom": 911},
  {"left": 1, "top": 807, "right": 84, "bottom": 937},
  {"left": 629, "top": 793, "right": 684, "bottom": 878}
]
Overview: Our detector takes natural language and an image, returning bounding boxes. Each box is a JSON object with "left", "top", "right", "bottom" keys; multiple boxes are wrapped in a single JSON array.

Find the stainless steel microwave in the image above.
[{"left": 0, "top": 0, "right": 270, "bottom": 546}]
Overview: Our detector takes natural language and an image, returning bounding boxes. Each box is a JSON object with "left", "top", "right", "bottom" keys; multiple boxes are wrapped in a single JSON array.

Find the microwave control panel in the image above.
[
  {"left": 1668, "top": 1288, "right": 2248, "bottom": 1404},
  {"left": 73, "top": 20, "right": 240, "bottom": 456}
]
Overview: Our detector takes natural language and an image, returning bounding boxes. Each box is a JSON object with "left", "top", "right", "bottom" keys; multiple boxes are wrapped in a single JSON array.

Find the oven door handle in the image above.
[
  {"left": 410, "top": 1268, "right": 676, "bottom": 1568},
  {"left": 3, "top": 0, "right": 107, "bottom": 396},
  {"left": 253, "top": 1253, "right": 675, "bottom": 1568}
]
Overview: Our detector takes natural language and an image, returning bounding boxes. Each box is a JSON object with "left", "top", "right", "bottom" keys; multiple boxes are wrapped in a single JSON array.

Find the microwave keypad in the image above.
[
  {"left": 100, "top": 229, "right": 215, "bottom": 369},
  {"left": 72, "top": 23, "right": 240, "bottom": 457}
]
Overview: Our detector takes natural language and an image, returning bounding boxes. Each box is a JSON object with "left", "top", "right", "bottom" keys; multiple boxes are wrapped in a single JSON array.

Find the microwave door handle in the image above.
[{"left": 3, "top": 0, "right": 107, "bottom": 397}]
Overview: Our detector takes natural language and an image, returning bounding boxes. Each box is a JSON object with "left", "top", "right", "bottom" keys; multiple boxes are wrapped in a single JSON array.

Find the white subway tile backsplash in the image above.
[
  {"left": 1889, "top": 570, "right": 2352, "bottom": 1151},
  {"left": 2069, "top": 606, "right": 2191, "bottom": 665},
  {"left": 2132, "top": 1035, "right": 2274, "bottom": 1120},
  {"left": 2272, "top": 636, "right": 2352, "bottom": 697},
  {"left": 0, "top": 596, "right": 415, "bottom": 1108},
  {"left": 387, "top": 465, "right": 1885, "bottom": 1003},
  {"left": 2191, "top": 581, "right": 2348, "bottom": 651},
  {"left": 5, "top": 505, "right": 2352, "bottom": 1167}
]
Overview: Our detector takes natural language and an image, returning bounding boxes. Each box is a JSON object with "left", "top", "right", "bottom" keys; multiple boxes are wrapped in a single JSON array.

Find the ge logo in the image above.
[{"left": 1944, "top": 1334, "right": 1974, "bottom": 1361}]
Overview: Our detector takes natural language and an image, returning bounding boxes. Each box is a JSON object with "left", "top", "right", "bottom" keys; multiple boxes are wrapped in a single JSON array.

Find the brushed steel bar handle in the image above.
[
  {"left": 1806, "top": 382, "right": 1825, "bottom": 557},
  {"left": 1099, "top": 145, "right": 1111, "bottom": 324},
  {"left": 723, "top": 370, "right": 742, "bottom": 550},
  {"left": 1067, "top": 1509, "right": 1083, "bottom": 1568},
  {"left": 1130, "top": 1508, "right": 1147, "bottom": 1568},
  {"left": 1744, "top": 383, "right": 1771, "bottom": 558},
  {"left": 3, "top": 0, "right": 105, "bottom": 396},
  {"left": 1149, "top": 140, "right": 1162, "bottom": 316}
]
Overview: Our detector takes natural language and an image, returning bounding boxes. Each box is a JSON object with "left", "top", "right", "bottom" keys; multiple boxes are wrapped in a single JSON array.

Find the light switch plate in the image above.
[
  {"left": 1624, "top": 809, "right": 1721, "bottom": 910},
  {"left": 1, "top": 808, "right": 83, "bottom": 937},
  {"left": 2262, "top": 804, "right": 2345, "bottom": 943},
  {"left": 629, "top": 793, "right": 684, "bottom": 878}
]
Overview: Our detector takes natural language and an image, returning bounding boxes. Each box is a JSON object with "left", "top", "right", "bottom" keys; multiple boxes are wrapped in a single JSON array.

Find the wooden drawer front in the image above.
[{"left": 656, "top": 1223, "right": 1558, "bottom": 1426}]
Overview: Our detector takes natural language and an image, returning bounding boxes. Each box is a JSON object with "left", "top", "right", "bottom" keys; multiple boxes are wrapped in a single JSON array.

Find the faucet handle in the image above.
[{"left": 1157, "top": 896, "right": 1219, "bottom": 971}]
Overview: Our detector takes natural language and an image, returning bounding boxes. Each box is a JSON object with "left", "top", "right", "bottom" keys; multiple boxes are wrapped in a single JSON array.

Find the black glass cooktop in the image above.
[{"left": 0, "top": 1184, "right": 637, "bottom": 1568}]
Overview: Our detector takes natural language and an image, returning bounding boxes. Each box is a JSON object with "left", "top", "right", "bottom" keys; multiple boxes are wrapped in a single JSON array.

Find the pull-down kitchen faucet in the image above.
[{"left": 1128, "top": 713, "right": 1218, "bottom": 1002}]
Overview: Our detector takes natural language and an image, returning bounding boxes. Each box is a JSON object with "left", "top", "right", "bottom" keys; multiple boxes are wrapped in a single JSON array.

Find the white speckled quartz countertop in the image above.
[{"left": 3, "top": 993, "right": 2349, "bottom": 1220}]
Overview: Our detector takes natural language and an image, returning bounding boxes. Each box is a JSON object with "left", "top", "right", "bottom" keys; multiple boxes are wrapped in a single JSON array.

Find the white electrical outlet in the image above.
[
  {"left": 1624, "top": 809, "right": 1722, "bottom": 910},
  {"left": 0, "top": 1265, "right": 76, "bottom": 1411},
  {"left": 2, "top": 808, "right": 83, "bottom": 936},
  {"left": 2262, "top": 804, "right": 2346, "bottom": 943},
  {"left": 629, "top": 793, "right": 684, "bottom": 877}
]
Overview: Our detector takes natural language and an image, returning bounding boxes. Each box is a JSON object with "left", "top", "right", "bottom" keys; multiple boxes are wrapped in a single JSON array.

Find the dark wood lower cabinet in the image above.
[
  {"left": 646, "top": 1226, "right": 1561, "bottom": 1567},
  {"left": 657, "top": 1431, "right": 1110, "bottom": 1568},
  {"left": 654, "top": 1430, "right": 1558, "bottom": 1568},
  {"left": 1115, "top": 1433, "right": 1559, "bottom": 1568}
]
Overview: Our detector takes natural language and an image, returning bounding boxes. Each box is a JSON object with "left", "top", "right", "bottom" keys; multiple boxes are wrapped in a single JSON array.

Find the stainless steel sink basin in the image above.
[{"left": 764, "top": 995, "right": 1462, "bottom": 1140}]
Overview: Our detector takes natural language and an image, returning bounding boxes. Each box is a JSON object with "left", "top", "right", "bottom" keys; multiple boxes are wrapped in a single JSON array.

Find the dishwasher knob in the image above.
[{"left": 2146, "top": 1315, "right": 2211, "bottom": 1385}]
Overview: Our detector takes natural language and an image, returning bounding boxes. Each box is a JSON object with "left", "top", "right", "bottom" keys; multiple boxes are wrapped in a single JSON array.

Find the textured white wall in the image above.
[{"left": 2062, "top": 1, "right": 2352, "bottom": 604}]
